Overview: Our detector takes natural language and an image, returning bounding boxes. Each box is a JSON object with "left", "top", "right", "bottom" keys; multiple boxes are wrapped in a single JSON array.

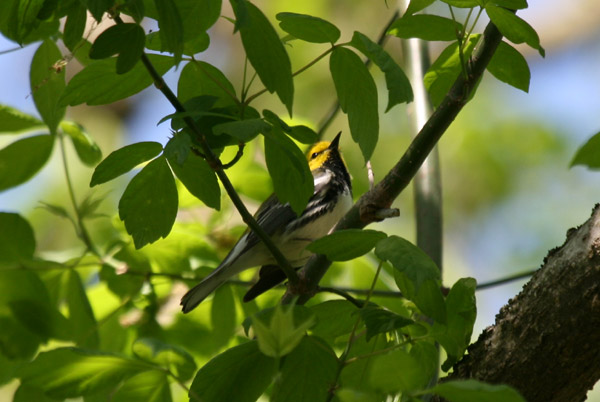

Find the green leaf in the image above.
[
  {"left": 337, "top": 389, "right": 380, "bottom": 402},
  {"left": 252, "top": 304, "right": 316, "bottom": 358},
  {"left": 210, "top": 284, "right": 237, "bottom": 349},
  {"left": 359, "top": 304, "right": 414, "bottom": 341},
  {"left": 132, "top": 337, "right": 196, "bottom": 382},
  {"left": 17, "top": 347, "right": 148, "bottom": 398},
  {"left": 85, "top": 0, "right": 115, "bottom": 22},
  {"left": 413, "top": 278, "right": 447, "bottom": 323},
  {"left": 288, "top": 125, "right": 318, "bottom": 144},
  {"left": 177, "top": 60, "right": 237, "bottom": 107},
  {"left": 271, "top": 336, "right": 338, "bottom": 402},
  {"left": 90, "top": 141, "right": 163, "bottom": 186},
  {"left": 89, "top": 23, "right": 146, "bottom": 74},
  {"left": 423, "top": 35, "right": 479, "bottom": 107},
  {"left": 16, "top": 0, "right": 46, "bottom": 42},
  {"left": 60, "top": 121, "right": 102, "bottom": 166},
  {"left": 59, "top": 54, "right": 175, "bottom": 106},
  {"left": 307, "top": 229, "right": 387, "bottom": 261},
  {"left": 440, "top": 0, "right": 480, "bottom": 7},
  {"left": 375, "top": 235, "right": 440, "bottom": 289},
  {"left": 263, "top": 127, "right": 313, "bottom": 215},
  {"left": 118, "top": 156, "right": 178, "bottom": 249},
  {"left": 63, "top": 2, "right": 87, "bottom": 51},
  {"left": 330, "top": 47, "right": 379, "bottom": 161},
  {"left": 0, "top": 134, "right": 54, "bottom": 192},
  {"left": 154, "top": 0, "right": 184, "bottom": 62},
  {"left": 434, "top": 278, "right": 477, "bottom": 370},
  {"left": 571, "top": 132, "right": 600, "bottom": 169},
  {"left": 388, "top": 15, "right": 462, "bottom": 41},
  {"left": 432, "top": 379, "right": 526, "bottom": 402},
  {"left": 165, "top": 135, "right": 221, "bottom": 210},
  {"left": 405, "top": 0, "right": 436, "bottom": 15},
  {"left": 369, "top": 349, "right": 430, "bottom": 393},
  {"left": 13, "top": 383, "right": 60, "bottom": 402},
  {"left": 492, "top": 0, "right": 528, "bottom": 9},
  {"left": 112, "top": 370, "right": 172, "bottom": 402},
  {"left": 0, "top": 213, "right": 35, "bottom": 265},
  {"left": 487, "top": 41, "right": 530, "bottom": 92},
  {"left": 231, "top": 0, "right": 294, "bottom": 115},
  {"left": 30, "top": 39, "right": 66, "bottom": 134},
  {"left": 66, "top": 270, "right": 99, "bottom": 349},
  {"left": 310, "top": 300, "right": 358, "bottom": 341},
  {"left": 213, "top": 118, "right": 269, "bottom": 141},
  {"left": 350, "top": 31, "right": 413, "bottom": 111},
  {"left": 485, "top": 5, "right": 544, "bottom": 57},
  {"left": 189, "top": 340, "right": 277, "bottom": 402},
  {"left": 0, "top": 105, "right": 43, "bottom": 133},
  {"left": 276, "top": 12, "right": 340, "bottom": 44}
]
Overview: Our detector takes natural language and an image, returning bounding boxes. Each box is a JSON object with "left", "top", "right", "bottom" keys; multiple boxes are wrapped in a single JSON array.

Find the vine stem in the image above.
[
  {"left": 325, "top": 261, "right": 384, "bottom": 402},
  {"left": 58, "top": 132, "right": 99, "bottom": 255}
]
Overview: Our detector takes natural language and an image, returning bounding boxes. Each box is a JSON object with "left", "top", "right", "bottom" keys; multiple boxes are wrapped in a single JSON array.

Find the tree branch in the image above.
[
  {"left": 112, "top": 15, "right": 300, "bottom": 287},
  {"left": 284, "top": 20, "right": 504, "bottom": 304},
  {"left": 439, "top": 204, "right": 600, "bottom": 402}
]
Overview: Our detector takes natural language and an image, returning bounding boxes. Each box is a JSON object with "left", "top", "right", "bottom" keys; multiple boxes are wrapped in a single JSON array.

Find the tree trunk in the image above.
[{"left": 443, "top": 204, "right": 600, "bottom": 401}]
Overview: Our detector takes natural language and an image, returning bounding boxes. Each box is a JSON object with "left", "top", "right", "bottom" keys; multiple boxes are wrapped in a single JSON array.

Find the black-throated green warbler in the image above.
[{"left": 181, "top": 132, "right": 352, "bottom": 313}]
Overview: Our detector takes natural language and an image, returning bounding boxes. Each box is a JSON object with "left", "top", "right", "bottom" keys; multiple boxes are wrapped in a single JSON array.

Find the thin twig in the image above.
[{"left": 58, "top": 133, "right": 99, "bottom": 256}]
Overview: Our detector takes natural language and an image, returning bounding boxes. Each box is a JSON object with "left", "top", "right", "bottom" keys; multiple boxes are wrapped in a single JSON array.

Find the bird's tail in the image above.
[{"left": 180, "top": 269, "right": 228, "bottom": 313}]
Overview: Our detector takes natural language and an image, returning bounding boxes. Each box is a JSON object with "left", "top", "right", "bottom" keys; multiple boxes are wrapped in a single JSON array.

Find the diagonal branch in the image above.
[
  {"left": 112, "top": 16, "right": 299, "bottom": 286},
  {"left": 284, "top": 21, "right": 504, "bottom": 303}
]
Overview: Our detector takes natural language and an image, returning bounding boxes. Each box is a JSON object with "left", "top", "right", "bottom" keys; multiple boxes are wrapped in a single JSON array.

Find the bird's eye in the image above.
[{"left": 311, "top": 152, "right": 319, "bottom": 159}]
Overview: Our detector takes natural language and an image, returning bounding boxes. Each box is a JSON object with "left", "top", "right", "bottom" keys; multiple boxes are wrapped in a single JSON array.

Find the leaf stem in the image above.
[
  {"left": 244, "top": 45, "right": 336, "bottom": 105},
  {"left": 58, "top": 132, "right": 99, "bottom": 256},
  {"left": 447, "top": 5, "right": 467, "bottom": 79}
]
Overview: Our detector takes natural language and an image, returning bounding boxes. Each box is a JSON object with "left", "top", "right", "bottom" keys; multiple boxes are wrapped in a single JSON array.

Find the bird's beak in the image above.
[{"left": 329, "top": 132, "right": 342, "bottom": 150}]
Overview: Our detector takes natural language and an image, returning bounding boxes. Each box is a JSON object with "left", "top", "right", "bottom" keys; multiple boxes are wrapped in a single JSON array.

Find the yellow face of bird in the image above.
[{"left": 307, "top": 141, "right": 333, "bottom": 171}]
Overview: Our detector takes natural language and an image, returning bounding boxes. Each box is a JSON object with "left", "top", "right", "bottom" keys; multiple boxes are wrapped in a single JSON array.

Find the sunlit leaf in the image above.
[
  {"left": 154, "top": 0, "right": 184, "bottom": 62},
  {"left": 369, "top": 349, "right": 430, "bottom": 393},
  {"left": 485, "top": 5, "right": 544, "bottom": 57},
  {"left": 330, "top": 47, "right": 378, "bottom": 161},
  {"left": 210, "top": 284, "right": 237, "bottom": 349},
  {"left": 132, "top": 337, "right": 196, "bottom": 382},
  {"left": 60, "top": 121, "right": 102, "bottom": 166},
  {"left": 17, "top": 347, "right": 148, "bottom": 398},
  {"left": 350, "top": 31, "right": 413, "bottom": 111},
  {"left": 177, "top": 60, "right": 237, "bottom": 107},
  {"left": 189, "top": 340, "right": 276, "bottom": 402},
  {"left": 388, "top": 15, "right": 462, "bottom": 41},
  {"left": 307, "top": 229, "right": 387, "bottom": 261},
  {"left": 230, "top": 0, "right": 294, "bottom": 115},
  {"left": 63, "top": 2, "right": 87, "bottom": 51},
  {"left": 310, "top": 300, "right": 358, "bottom": 341},
  {"left": 276, "top": 12, "right": 340, "bottom": 44},
  {"left": 487, "top": 41, "right": 530, "bottom": 92},
  {"left": 112, "top": 370, "right": 172, "bottom": 402}
]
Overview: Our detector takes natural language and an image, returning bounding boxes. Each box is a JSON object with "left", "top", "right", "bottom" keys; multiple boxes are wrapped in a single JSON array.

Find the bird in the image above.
[{"left": 181, "top": 132, "right": 352, "bottom": 313}]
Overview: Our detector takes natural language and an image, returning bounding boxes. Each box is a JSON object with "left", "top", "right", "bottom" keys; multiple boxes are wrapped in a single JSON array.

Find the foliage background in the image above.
[{"left": 1, "top": 0, "right": 599, "bottom": 399}]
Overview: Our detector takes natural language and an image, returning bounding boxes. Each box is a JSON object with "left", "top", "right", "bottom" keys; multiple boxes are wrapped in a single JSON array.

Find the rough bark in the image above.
[{"left": 443, "top": 204, "right": 600, "bottom": 401}]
